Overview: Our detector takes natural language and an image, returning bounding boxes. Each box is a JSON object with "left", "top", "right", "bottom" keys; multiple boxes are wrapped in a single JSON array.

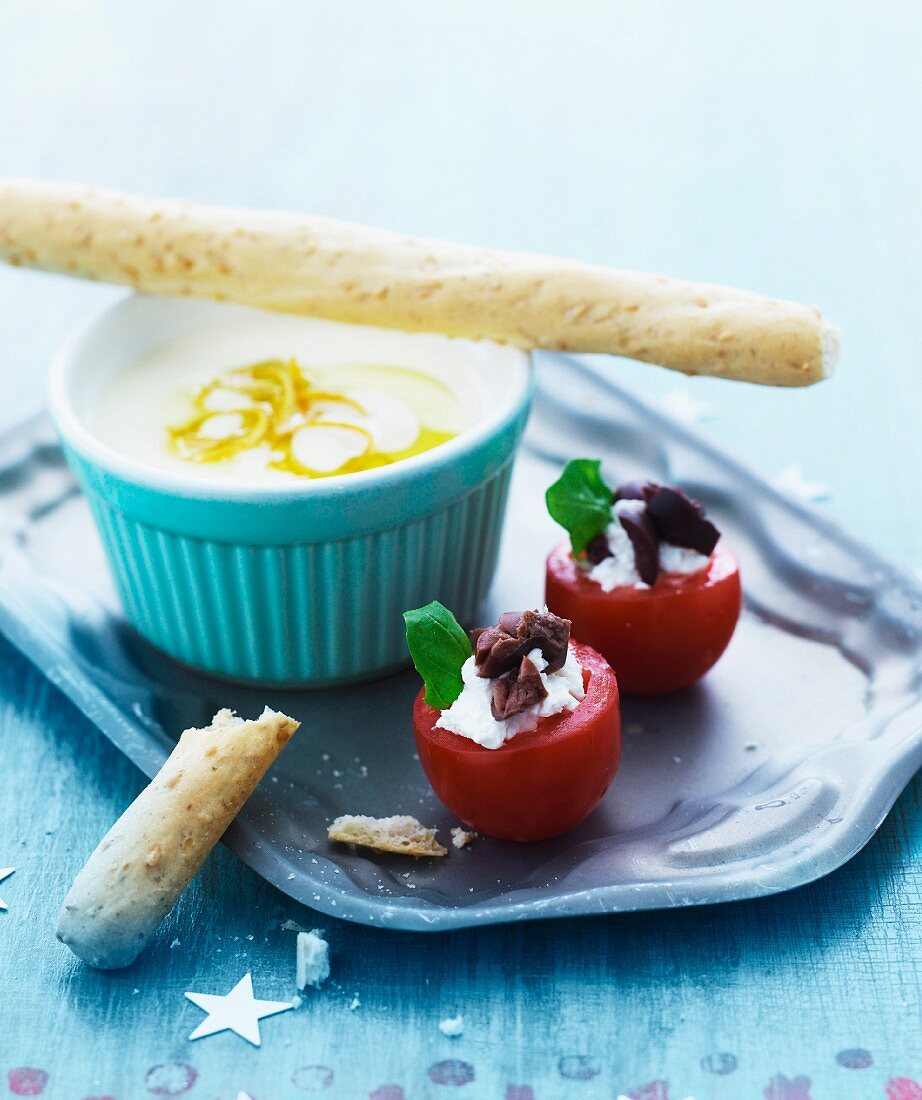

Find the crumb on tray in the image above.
[{"left": 327, "top": 814, "right": 447, "bottom": 857}]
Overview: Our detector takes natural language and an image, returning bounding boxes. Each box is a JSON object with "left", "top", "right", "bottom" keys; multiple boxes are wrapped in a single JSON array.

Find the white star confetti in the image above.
[
  {"left": 774, "top": 463, "right": 830, "bottom": 502},
  {"left": 0, "top": 868, "right": 15, "bottom": 911},
  {"left": 660, "top": 385, "right": 717, "bottom": 424},
  {"left": 185, "top": 972, "right": 292, "bottom": 1046}
]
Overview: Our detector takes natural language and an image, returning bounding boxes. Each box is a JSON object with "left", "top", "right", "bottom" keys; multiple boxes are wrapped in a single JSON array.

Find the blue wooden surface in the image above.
[{"left": 0, "top": 3, "right": 920, "bottom": 1097}]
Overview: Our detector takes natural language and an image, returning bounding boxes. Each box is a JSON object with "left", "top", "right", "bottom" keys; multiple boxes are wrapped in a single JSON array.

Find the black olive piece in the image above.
[
  {"left": 498, "top": 611, "right": 523, "bottom": 635},
  {"left": 490, "top": 655, "right": 549, "bottom": 721},
  {"left": 474, "top": 609, "right": 571, "bottom": 678},
  {"left": 644, "top": 486, "right": 720, "bottom": 555},
  {"left": 615, "top": 478, "right": 657, "bottom": 502},
  {"left": 618, "top": 504, "right": 660, "bottom": 585},
  {"left": 584, "top": 532, "right": 613, "bottom": 565}
]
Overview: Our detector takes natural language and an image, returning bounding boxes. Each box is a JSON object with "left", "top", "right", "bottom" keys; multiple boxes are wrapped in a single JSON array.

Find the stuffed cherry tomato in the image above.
[
  {"left": 544, "top": 460, "right": 741, "bottom": 696},
  {"left": 546, "top": 541, "right": 740, "bottom": 696},
  {"left": 404, "top": 604, "right": 621, "bottom": 842}
]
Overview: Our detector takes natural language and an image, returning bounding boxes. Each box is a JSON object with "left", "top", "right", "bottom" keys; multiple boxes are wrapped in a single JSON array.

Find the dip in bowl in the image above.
[{"left": 50, "top": 295, "right": 532, "bottom": 685}]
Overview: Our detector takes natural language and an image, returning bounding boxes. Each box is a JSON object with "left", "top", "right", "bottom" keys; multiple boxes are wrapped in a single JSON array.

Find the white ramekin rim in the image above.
[{"left": 48, "top": 293, "right": 533, "bottom": 503}]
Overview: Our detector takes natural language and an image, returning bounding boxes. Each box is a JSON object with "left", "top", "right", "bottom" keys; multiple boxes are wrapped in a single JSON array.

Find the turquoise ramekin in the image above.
[{"left": 49, "top": 295, "right": 532, "bottom": 685}]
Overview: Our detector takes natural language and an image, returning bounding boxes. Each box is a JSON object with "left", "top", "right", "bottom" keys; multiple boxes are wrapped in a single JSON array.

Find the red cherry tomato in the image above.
[
  {"left": 413, "top": 641, "right": 621, "bottom": 842},
  {"left": 545, "top": 541, "right": 742, "bottom": 696}
]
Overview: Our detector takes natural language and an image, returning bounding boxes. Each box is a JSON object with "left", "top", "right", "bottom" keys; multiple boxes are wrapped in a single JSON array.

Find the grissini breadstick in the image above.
[
  {"left": 56, "top": 707, "right": 298, "bottom": 969},
  {"left": 0, "top": 179, "right": 837, "bottom": 387}
]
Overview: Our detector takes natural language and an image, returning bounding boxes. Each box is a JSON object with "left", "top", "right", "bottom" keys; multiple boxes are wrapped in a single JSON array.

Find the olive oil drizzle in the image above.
[{"left": 167, "top": 357, "right": 456, "bottom": 478}]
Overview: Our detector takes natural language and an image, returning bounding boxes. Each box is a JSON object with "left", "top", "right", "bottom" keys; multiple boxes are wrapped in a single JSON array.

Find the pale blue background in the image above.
[{"left": 0, "top": 3, "right": 919, "bottom": 1098}]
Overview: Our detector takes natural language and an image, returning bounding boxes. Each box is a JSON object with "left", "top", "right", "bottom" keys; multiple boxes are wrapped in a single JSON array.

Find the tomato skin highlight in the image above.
[
  {"left": 545, "top": 541, "right": 742, "bottom": 696},
  {"left": 412, "top": 642, "right": 621, "bottom": 842}
]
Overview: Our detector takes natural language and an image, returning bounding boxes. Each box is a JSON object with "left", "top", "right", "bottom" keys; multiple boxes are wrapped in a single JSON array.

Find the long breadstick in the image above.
[
  {"left": 57, "top": 707, "right": 298, "bottom": 969},
  {"left": 0, "top": 179, "right": 836, "bottom": 387}
]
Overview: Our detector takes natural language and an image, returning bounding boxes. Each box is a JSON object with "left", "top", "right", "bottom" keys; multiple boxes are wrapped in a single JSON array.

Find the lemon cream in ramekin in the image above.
[
  {"left": 50, "top": 295, "right": 532, "bottom": 686},
  {"left": 94, "top": 315, "right": 478, "bottom": 484}
]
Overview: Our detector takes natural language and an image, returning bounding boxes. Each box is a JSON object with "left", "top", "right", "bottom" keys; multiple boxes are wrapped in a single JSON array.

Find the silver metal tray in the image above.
[{"left": 0, "top": 353, "right": 919, "bottom": 931}]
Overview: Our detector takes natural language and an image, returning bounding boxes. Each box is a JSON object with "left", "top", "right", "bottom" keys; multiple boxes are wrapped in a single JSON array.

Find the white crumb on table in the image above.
[
  {"left": 439, "top": 1014, "right": 464, "bottom": 1037},
  {"left": 349, "top": 994, "right": 361, "bottom": 1010},
  {"left": 451, "top": 827, "right": 476, "bottom": 849},
  {"left": 296, "top": 929, "right": 331, "bottom": 991}
]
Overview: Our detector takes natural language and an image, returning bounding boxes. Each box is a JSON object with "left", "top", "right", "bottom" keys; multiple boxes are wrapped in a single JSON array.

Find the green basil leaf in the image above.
[
  {"left": 403, "top": 601, "right": 473, "bottom": 710},
  {"left": 545, "top": 458, "right": 613, "bottom": 555}
]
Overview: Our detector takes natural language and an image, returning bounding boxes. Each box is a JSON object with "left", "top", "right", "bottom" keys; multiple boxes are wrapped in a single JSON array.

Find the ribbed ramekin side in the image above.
[{"left": 82, "top": 459, "right": 516, "bottom": 686}]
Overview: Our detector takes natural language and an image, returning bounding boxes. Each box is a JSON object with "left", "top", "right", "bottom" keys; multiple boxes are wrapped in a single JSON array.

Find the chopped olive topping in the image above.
[
  {"left": 474, "top": 608, "right": 571, "bottom": 679},
  {"left": 490, "top": 655, "right": 549, "bottom": 721},
  {"left": 615, "top": 478, "right": 721, "bottom": 569},
  {"left": 614, "top": 478, "right": 654, "bottom": 503},
  {"left": 617, "top": 503, "right": 660, "bottom": 585},
  {"left": 584, "top": 532, "right": 613, "bottom": 565},
  {"left": 469, "top": 610, "right": 572, "bottom": 723},
  {"left": 547, "top": 460, "right": 722, "bottom": 584},
  {"left": 643, "top": 485, "right": 720, "bottom": 556}
]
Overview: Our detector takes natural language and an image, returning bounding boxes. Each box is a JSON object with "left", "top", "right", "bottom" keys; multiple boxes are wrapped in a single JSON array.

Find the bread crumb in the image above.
[
  {"left": 328, "top": 814, "right": 447, "bottom": 857},
  {"left": 296, "top": 930, "right": 330, "bottom": 991},
  {"left": 439, "top": 1015, "right": 464, "bottom": 1037},
  {"left": 451, "top": 828, "right": 476, "bottom": 850}
]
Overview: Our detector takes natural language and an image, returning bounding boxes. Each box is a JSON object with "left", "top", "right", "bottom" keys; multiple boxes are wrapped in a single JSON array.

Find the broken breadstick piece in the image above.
[
  {"left": 56, "top": 707, "right": 299, "bottom": 969},
  {"left": 328, "top": 814, "right": 447, "bottom": 857}
]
